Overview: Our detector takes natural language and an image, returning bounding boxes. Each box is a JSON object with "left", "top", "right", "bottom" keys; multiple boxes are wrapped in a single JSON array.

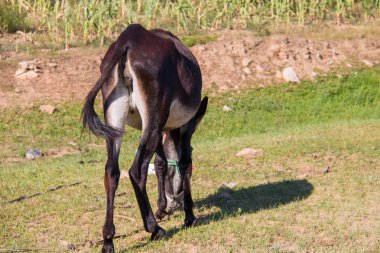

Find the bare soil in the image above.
[{"left": 1, "top": 26, "right": 380, "bottom": 108}]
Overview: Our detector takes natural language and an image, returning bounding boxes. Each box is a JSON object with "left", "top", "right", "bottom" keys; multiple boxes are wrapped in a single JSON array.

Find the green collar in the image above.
[
  {"left": 167, "top": 146, "right": 192, "bottom": 175},
  {"left": 167, "top": 159, "right": 180, "bottom": 175}
]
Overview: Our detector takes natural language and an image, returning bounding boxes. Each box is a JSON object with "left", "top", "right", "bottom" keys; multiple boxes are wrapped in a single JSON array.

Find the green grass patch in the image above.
[
  {"left": 198, "top": 69, "right": 380, "bottom": 141},
  {"left": 0, "top": 2, "right": 29, "bottom": 33},
  {"left": 0, "top": 68, "right": 379, "bottom": 252},
  {"left": 0, "top": 68, "right": 379, "bottom": 160},
  {"left": 180, "top": 34, "right": 219, "bottom": 47}
]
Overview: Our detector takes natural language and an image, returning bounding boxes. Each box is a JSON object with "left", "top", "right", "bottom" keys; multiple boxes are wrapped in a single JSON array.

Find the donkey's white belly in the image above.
[
  {"left": 125, "top": 95, "right": 196, "bottom": 131},
  {"left": 164, "top": 99, "right": 196, "bottom": 130}
]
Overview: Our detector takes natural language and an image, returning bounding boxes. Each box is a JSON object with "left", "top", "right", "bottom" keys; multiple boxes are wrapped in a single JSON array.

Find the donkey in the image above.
[{"left": 82, "top": 24, "right": 208, "bottom": 252}]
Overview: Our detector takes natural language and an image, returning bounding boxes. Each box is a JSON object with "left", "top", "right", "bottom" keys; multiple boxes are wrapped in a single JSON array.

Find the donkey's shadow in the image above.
[
  {"left": 193, "top": 179, "right": 313, "bottom": 226},
  {"left": 121, "top": 179, "right": 313, "bottom": 252}
]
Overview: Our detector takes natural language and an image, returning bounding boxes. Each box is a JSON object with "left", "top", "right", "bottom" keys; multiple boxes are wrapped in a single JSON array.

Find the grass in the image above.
[{"left": 0, "top": 68, "right": 379, "bottom": 251}]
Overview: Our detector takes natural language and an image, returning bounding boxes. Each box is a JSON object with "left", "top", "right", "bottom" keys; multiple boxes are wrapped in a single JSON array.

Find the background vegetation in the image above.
[{"left": 1, "top": 0, "right": 380, "bottom": 47}]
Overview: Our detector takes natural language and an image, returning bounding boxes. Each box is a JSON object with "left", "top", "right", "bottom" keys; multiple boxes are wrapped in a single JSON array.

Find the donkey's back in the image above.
[{"left": 93, "top": 24, "right": 202, "bottom": 134}]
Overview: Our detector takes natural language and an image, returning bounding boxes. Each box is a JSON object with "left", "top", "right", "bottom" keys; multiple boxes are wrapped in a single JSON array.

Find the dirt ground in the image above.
[{"left": 1, "top": 25, "right": 380, "bottom": 108}]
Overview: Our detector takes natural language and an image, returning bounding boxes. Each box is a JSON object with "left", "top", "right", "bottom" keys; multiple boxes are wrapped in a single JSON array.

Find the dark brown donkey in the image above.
[{"left": 82, "top": 24, "right": 208, "bottom": 252}]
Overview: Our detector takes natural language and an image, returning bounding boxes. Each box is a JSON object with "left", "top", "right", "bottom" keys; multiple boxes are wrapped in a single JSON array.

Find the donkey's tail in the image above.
[
  {"left": 82, "top": 24, "right": 142, "bottom": 139},
  {"left": 82, "top": 43, "right": 125, "bottom": 139}
]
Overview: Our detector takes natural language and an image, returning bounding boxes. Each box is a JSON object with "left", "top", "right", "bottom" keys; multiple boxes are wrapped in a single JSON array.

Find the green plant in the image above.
[
  {"left": 3, "top": 1, "right": 380, "bottom": 49},
  {"left": 0, "top": 1, "right": 28, "bottom": 33}
]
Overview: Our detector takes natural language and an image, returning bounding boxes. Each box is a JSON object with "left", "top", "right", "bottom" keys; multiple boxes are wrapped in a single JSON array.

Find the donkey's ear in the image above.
[{"left": 194, "top": 96, "right": 208, "bottom": 130}]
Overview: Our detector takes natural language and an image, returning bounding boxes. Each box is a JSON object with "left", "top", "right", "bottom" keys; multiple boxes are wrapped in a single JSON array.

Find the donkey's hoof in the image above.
[
  {"left": 101, "top": 241, "right": 114, "bottom": 253},
  {"left": 155, "top": 209, "right": 167, "bottom": 220},
  {"left": 150, "top": 226, "right": 166, "bottom": 241},
  {"left": 184, "top": 216, "right": 197, "bottom": 228}
]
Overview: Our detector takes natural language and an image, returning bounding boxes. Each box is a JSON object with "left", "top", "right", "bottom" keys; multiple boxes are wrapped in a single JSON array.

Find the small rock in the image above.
[
  {"left": 223, "top": 105, "right": 232, "bottom": 112},
  {"left": 26, "top": 70, "right": 39, "bottom": 79},
  {"left": 243, "top": 67, "right": 251, "bottom": 75},
  {"left": 362, "top": 59, "right": 374, "bottom": 67},
  {"left": 14, "top": 88, "right": 20, "bottom": 93},
  {"left": 236, "top": 148, "right": 264, "bottom": 159},
  {"left": 282, "top": 67, "right": 300, "bottom": 83},
  {"left": 39, "top": 104, "right": 56, "bottom": 115},
  {"left": 305, "top": 51, "right": 312, "bottom": 60},
  {"left": 317, "top": 53, "right": 323, "bottom": 61},
  {"left": 120, "top": 170, "right": 129, "bottom": 179},
  {"left": 311, "top": 71, "right": 318, "bottom": 78},
  {"left": 16, "top": 70, "right": 39, "bottom": 79},
  {"left": 18, "top": 61, "right": 32, "bottom": 70},
  {"left": 241, "top": 57, "right": 252, "bottom": 67},
  {"left": 256, "top": 65, "right": 264, "bottom": 73},
  {"left": 26, "top": 149, "right": 43, "bottom": 160},
  {"left": 322, "top": 166, "right": 330, "bottom": 174},
  {"left": 68, "top": 141, "right": 77, "bottom": 146},
  {"left": 48, "top": 62, "right": 58, "bottom": 68},
  {"left": 219, "top": 182, "right": 238, "bottom": 193},
  {"left": 18, "top": 60, "right": 39, "bottom": 71},
  {"left": 15, "top": 69, "right": 27, "bottom": 76},
  {"left": 346, "top": 63, "right": 352, "bottom": 68},
  {"left": 297, "top": 173, "right": 309, "bottom": 179}
]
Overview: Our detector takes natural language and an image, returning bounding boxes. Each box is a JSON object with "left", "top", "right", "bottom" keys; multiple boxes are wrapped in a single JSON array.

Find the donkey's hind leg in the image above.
[
  {"left": 129, "top": 126, "right": 167, "bottom": 240},
  {"left": 179, "top": 123, "right": 197, "bottom": 227},
  {"left": 101, "top": 87, "right": 128, "bottom": 252}
]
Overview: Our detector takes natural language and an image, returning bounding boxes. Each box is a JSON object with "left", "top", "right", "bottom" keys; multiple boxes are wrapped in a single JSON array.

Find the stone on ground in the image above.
[
  {"left": 282, "top": 67, "right": 300, "bottom": 83},
  {"left": 362, "top": 59, "right": 374, "bottom": 67},
  {"left": 39, "top": 104, "right": 56, "bottom": 114},
  {"left": 223, "top": 105, "right": 232, "bottom": 112},
  {"left": 236, "top": 148, "right": 264, "bottom": 159},
  {"left": 26, "top": 149, "right": 43, "bottom": 160}
]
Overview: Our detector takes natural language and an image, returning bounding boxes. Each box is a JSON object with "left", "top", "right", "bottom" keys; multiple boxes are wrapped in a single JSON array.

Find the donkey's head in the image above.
[{"left": 162, "top": 97, "right": 208, "bottom": 213}]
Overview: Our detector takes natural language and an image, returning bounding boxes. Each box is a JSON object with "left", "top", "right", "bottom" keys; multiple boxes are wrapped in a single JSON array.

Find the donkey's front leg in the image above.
[
  {"left": 180, "top": 126, "right": 197, "bottom": 228},
  {"left": 102, "top": 137, "right": 122, "bottom": 252},
  {"left": 129, "top": 129, "right": 166, "bottom": 240},
  {"left": 181, "top": 161, "right": 197, "bottom": 227}
]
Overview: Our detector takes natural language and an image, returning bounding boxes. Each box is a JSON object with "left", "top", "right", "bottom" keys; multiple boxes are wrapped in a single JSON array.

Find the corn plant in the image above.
[{"left": 3, "top": 0, "right": 380, "bottom": 48}]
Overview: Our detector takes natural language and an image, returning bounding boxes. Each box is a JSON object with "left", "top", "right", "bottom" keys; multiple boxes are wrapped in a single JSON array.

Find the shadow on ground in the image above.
[
  {"left": 120, "top": 179, "right": 313, "bottom": 252},
  {"left": 195, "top": 179, "right": 313, "bottom": 225}
]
